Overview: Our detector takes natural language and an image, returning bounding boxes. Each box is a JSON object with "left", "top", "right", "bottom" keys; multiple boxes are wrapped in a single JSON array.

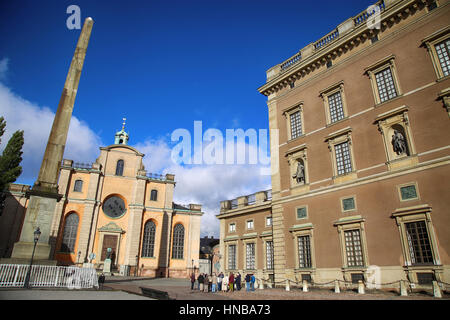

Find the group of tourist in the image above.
[{"left": 190, "top": 272, "right": 256, "bottom": 292}]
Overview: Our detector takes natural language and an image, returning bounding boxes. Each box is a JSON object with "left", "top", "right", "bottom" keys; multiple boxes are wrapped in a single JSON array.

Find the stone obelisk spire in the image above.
[
  {"left": 35, "top": 17, "right": 94, "bottom": 193},
  {"left": 10, "top": 18, "right": 94, "bottom": 262}
]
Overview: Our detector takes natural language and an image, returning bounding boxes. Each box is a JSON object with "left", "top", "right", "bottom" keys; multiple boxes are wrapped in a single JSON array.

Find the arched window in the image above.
[
  {"left": 73, "top": 179, "right": 83, "bottom": 192},
  {"left": 141, "top": 220, "right": 156, "bottom": 257},
  {"left": 115, "top": 159, "right": 124, "bottom": 176},
  {"left": 150, "top": 189, "right": 158, "bottom": 201},
  {"left": 60, "top": 213, "right": 79, "bottom": 253},
  {"left": 172, "top": 224, "right": 185, "bottom": 259}
]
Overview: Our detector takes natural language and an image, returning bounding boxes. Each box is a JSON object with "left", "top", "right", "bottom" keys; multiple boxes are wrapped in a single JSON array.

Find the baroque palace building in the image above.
[
  {"left": 0, "top": 125, "right": 203, "bottom": 278},
  {"left": 218, "top": 0, "right": 450, "bottom": 288}
]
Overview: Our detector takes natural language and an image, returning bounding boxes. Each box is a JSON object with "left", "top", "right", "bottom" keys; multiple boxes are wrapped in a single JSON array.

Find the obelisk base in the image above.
[{"left": 10, "top": 193, "right": 59, "bottom": 262}]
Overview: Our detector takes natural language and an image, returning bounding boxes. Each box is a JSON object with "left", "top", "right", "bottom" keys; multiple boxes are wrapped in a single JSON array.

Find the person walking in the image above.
[
  {"left": 245, "top": 273, "right": 250, "bottom": 292},
  {"left": 212, "top": 273, "right": 217, "bottom": 293},
  {"left": 198, "top": 273, "right": 204, "bottom": 292},
  {"left": 190, "top": 272, "right": 196, "bottom": 290},
  {"left": 236, "top": 273, "right": 241, "bottom": 291},
  {"left": 203, "top": 273, "right": 209, "bottom": 293},
  {"left": 229, "top": 272, "right": 234, "bottom": 292},
  {"left": 218, "top": 272, "right": 223, "bottom": 292},
  {"left": 222, "top": 273, "right": 229, "bottom": 292},
  {"left": 250, "top": 274, "right": 255, "bottom": 291}
]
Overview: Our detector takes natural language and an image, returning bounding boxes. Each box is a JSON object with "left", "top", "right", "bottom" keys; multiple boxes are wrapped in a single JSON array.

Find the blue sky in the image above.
[{"left": 0, "top": 0, "right": 376, "bottom": 236}]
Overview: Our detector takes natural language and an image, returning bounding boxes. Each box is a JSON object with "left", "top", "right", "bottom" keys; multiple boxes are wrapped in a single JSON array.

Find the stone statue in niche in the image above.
[
  {"left": 292, "top": 160, "right": 305, "bottom": 184},
  {"left": 391, "top": 130, "right": 407, "bottom": 155}
]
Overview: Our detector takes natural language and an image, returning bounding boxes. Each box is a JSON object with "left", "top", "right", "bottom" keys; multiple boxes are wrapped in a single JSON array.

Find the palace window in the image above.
[
  {"left": 172, "top": 224, "right": 184, "bottom": 259},
  {"left": 290, "top": 111, "right": 302, "bottom": 139},
  {"left": 344, "top": 229, "right": 364, "bottom": 267},
  {"left": 266, "top": 241, "right": 274, "bottom": 270},
  {"left": 229, "top": 223, "right": 236, "bottom": 233},
  {"left": 265, "top": 216, "right": 272, "bottom": 227},
  {"left": 228, "top": 244, "right": 237, "bottom": 270},
  {"left": 246, "top": 220, "right": 254, "bottom": 230},
  {"left": 434, "top": 38, "right": 450, "bottom": 77},
  {"left": 328, "top": 91, "right": 345, "bottom": 123},
  {"left": 375, "top": 67, "right": 398, "bottom": 103},
  {"left": 246, "top": 242, "right": 256, "bottom": 270},
  {"left": 320, "top": 81, "right": 348, "bottom": 126},
  {"left": 60, "top": 213, "right": 79, "bottom": 253},
  {"left": 334, "top": 216, "right": 368, "bottom": 271},
  {"left": 283, "top": 103, "right": 304, "bottom": 141},
  {"left": 296, "top": 207, "right": 308, "bottom": 220},
  {"left": 297, "top": 235, "right": 312, "bottom": 268},
  {"left": 150, "top": 189, "right": 158, "bottom": 201},
  {"left": 335, "top": 142, "right": 353, "bottom": 175},
  {"left": 141, "top": 220, "right": 156, "bottom": 258},
  {"left": 341, "top": 196, "right": 356, "bottom": 212},
  {"left": 421, "top": 28, "right": 450, "bottom": 80},
  {"left": 365, "top": 55, "right": 401, "bottom": 105},
  {"left": 73, "top": 179, "right": 83, "bottom": 192},
  {"left": 115, "top": 159, "right": 124, "bottom": 176},
  {"left": 405, "top": 221, "right": 434, "bottom": 265}
]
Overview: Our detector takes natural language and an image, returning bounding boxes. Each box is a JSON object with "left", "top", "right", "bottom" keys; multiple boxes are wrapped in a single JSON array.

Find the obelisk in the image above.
[{"left": 10, "top": 17, "right": 94, "bottom": 262}]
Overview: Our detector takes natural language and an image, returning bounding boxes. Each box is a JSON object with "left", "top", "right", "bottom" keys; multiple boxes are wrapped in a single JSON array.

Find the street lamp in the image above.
[{"left": 24, "top": 227, "right": 41, "bottom": 288}]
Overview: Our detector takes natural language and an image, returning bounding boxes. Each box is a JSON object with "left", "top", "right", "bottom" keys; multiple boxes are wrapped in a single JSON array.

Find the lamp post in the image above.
[{"left": 24, "top": 227, "right": 41, "bottom": 288}]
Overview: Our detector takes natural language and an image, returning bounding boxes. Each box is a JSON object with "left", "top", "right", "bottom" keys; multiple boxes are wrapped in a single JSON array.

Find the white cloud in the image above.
[
  {"left": 0, "top": 83, "right": 102, "bottom": 185},
  {"left": 133, "top": 136, "right": 271, "bottom": 237}
]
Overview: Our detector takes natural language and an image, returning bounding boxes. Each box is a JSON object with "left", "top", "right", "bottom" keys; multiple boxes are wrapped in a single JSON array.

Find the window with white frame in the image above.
[
  {"left": 229, "top": 223, "right": 236, "bottom": 233},
  {"left": 434, "top": 38, "right": 450, "bottom": 77},
  {"left": 375, "top": 67, "right": 398, "bottom": 103},
  {"left": 266, "top": 241, "right": 274, "bottom": 270},
  {"left": 344, "top": 229, "right": 364, "bottom": 267},
  {"left": 283, "top": 104, "right": 304, "bottom": 141},
  {"left": 266, "top": 216, "right": 272, "bottom": 227},
  {"left": 246, "top": 242, "right": 256, "bottom": 270},
  {"left": 364, "top": 55, "right": 401, "bottom": 105},
  {"left": 334, "top": 142, "right": 353, "bottom": 176},
  {"left": 290, "top": 111, "right": 302, "bottom": 139},
  {"left": 228, "top": 244, "right": 237, "bottom": 270},
  {"left": 328, "top": 91, "right": 345, "bottom": 123},
  {"left": 297, "top": 235, "right": 312, "bottom": 268},
  {"left": 246, "top": 220, "right": 254, "bottom": 230}
]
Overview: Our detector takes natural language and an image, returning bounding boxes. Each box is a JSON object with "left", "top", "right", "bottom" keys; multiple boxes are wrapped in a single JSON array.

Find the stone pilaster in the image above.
[
  {"left": 272, "top": 204, "right": 286, "bottom": 285},
  {"left": 123, "top": 176, "right": 146, "bottom": 265}
]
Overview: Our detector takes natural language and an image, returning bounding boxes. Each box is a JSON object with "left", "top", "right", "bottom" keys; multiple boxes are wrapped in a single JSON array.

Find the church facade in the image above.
[{"left": 0, "top": 127, "right": 202, "bottom": 278}]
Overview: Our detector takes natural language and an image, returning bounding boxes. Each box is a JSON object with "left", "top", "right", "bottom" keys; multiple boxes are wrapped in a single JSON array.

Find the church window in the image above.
[
  {"left": 150, "top": 189, "right": 158, "bottom": 201},
  {"left": 73, "top": 179, "right": 83, "bottom": 192},
  {"left": 172, "top": 224, "right": 185, "bottom": 259},
  {"left": 115, "top": 160, "right": 124, "bottom": 176},
  {"left": 60, "top": 213, "right": 79, "bottom": 253},
  {"left": 142, "top": 220, "right": 156, "bottom": 258}
]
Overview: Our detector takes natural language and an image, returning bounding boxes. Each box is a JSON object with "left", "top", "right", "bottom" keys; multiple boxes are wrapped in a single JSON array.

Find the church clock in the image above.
[{"left": 103, "top": 196, "right": 126, "bottom": 218}]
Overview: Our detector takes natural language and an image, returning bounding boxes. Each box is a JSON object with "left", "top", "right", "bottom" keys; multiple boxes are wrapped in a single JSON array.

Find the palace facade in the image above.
[
  {"left": 0, "top": 126, "right": 203, "bottom": 278},
  {"left": 218, "top": 0, "right": 450, "bottom": 288}
]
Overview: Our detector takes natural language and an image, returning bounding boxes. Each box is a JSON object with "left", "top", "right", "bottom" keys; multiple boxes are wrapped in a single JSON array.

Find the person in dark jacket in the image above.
[
  {"left": 190, "top": 272, "right": 196, "bottom": 290},
  {"left": 245, "top": 273, "right": 251, "bottom": 292},
  {"left": 98, "top": 273, "right": 105, "bottom": 290},
  {"left": 203, "top": 274, "right": 209, "bottom": 292},
  {"left": 198, "top": 273, "right": 204, "bottom": 291},
  {"left": 235, "top": 273, "right": 241, "bottom": 291}
]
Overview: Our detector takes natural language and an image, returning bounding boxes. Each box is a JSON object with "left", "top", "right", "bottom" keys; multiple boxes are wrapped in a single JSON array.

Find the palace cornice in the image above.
[
  {"left": 258, "top": 0, "right": 426, "bottom": 97},
  {"left": 217, "top": 202, "right": 272, "bottom": 219}
]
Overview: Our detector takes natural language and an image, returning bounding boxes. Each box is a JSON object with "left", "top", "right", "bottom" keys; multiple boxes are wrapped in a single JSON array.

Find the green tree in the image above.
[{"left": 0, "top": 117, "right": 25, "bottom": 215}]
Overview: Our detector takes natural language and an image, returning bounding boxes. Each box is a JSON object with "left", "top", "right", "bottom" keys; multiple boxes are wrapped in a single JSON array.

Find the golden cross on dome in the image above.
[{"left": 122, "top": 117, "right": 126, "bottom": 131}]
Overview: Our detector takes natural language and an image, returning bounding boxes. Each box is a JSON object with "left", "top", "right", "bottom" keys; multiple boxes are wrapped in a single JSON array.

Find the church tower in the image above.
[{"left": 114, "top": 118, "right": 129, "bottom": 145}]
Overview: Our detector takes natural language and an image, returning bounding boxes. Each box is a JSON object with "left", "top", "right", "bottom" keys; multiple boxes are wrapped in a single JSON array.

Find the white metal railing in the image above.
[{"left": 0, "top": 264, "right": 99, "bottom": 289}]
